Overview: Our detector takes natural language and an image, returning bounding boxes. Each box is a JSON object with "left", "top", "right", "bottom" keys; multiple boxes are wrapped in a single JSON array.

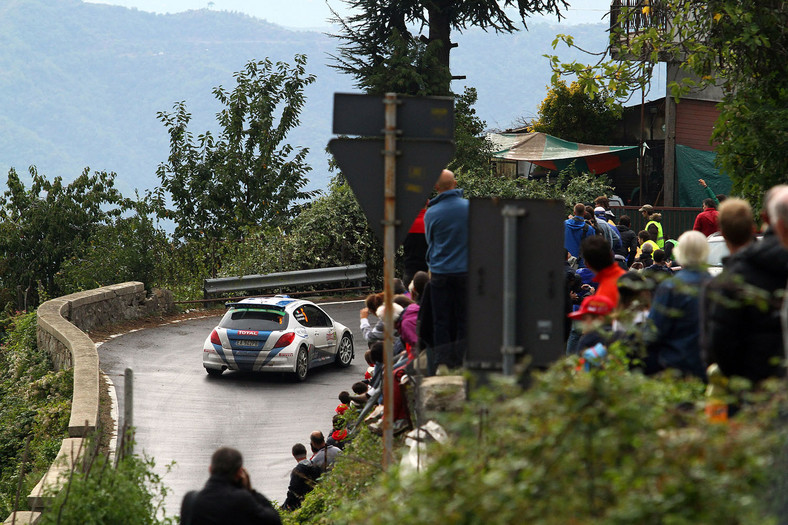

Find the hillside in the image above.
[{"left": 0, "top": 0, "right": 608, "bottom": 195}]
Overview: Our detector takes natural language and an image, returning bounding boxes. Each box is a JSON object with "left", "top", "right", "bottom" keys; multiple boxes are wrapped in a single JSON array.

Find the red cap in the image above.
[{"left": 567, "top": 295, "right": 614, "bottom": 320}]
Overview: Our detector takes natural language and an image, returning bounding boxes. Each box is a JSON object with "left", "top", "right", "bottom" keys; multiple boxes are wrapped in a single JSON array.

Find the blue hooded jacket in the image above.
[
  {"left": 564, "top": 216, "right": 594, "bottom": 260},
  {"left": 424, "top": 188, "right": 469, "bottom": 274}
]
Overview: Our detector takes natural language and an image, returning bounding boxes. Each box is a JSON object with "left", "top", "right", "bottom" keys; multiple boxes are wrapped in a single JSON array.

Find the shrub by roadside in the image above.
[
  {"left": 37, "top": 442, "right": 175, "bottom": 525},
  {"left": 299, "top": 357, "right": 788, "bottom": 524},
  {"left": 0, "top": 312, "right": 72, "bottom": 520}
]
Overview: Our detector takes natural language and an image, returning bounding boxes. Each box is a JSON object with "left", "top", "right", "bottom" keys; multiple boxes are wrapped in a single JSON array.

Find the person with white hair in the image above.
[
  {"left": 766, "top": 185, "right": 788, "bottom": 374},
  {"left": 644, "top": 230, "right": 710, "bottom": 379}
]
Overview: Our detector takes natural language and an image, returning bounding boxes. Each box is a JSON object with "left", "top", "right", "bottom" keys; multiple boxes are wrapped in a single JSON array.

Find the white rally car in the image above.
[{"left": 203, "top": 296, "right": 354, "bottom": 381}]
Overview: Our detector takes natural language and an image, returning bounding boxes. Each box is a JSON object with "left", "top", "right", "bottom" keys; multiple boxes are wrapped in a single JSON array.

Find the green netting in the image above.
[{"left": 676, "top": 144, "right": 732, "bottom": 207}]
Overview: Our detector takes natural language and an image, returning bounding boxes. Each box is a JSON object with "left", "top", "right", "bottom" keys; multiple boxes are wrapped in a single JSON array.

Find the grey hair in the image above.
[
  {"left": 766, "top": 185, "right": 788, "bottom": 226},
  {"left": 673, "top": 230, "right": 709, "bottom": 268}
]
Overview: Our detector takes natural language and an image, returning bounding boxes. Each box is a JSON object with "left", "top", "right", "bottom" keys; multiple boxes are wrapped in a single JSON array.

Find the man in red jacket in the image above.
[{"left": 693, "top": 198, "right": 720, "bottom": 237}]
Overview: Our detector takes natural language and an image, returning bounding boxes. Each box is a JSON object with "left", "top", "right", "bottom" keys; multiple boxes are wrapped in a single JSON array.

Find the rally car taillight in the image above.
[
  {"left": 273, "top": 332, "right": 295, "bottom": 348},
  {"left": 210, "top": 329, "right": 221, "bottom": 346}
]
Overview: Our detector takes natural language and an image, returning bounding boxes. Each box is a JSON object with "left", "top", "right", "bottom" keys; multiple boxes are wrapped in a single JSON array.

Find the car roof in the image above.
[{"left": 225, "top": 295, "right": 303, "bottom": 310}]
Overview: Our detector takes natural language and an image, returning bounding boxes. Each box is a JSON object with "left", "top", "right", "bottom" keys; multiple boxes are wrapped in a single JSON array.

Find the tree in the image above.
[
  {"left": 0, "top": 166, "right": 126, "bottom": 309},
  {"left": 531, "top": 79, "right": 623, "bottom": 145},
  {"left": 331, "top": 0, "right": 569, "bottom": 95},
  {"left": 55, "top": 193, "right": 168, "bottom": 294},
  {"left": 156, "top": 56, "right": 317, "bottom": 274},
  {"left": 449, "top": 87, "right": 494, "bottom": 176},
  {"left": 546, "top": 1, "right": 788, "bottom": 206}
]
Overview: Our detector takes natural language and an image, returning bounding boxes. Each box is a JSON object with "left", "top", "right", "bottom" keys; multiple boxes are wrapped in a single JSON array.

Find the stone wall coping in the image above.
[
  {"left": 27, "top": 438, "right": 86, "bottom": 512},
  {"left": 2, "top": 511, "right": 41, "bottom": 525},
  {"left": 26, "top": 281, "right": 156, "bottom": 519}
]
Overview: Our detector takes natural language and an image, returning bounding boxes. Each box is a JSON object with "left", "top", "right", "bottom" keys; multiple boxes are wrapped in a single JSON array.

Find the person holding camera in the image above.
[{"left": 181, "top": 447, "right": 281, "bottom": 525}]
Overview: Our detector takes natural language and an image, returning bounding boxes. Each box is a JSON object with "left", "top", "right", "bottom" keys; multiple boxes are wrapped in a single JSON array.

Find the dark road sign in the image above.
[
  {"left": 328, "top": 137, "right": 454, "bottom": 246},
  {"left": 466, "top": 198, "right": 566, "bottom": 371},
  {"left": 333, "top": 93, "right": 454, "bottom": 140}
]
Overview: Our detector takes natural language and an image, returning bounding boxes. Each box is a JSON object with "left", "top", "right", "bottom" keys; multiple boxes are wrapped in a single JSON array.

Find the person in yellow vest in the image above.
[
  {"left": 639, "top": 204, "right": 665, "bottom": 248},
  {"left": 635, "top": 230, "right": 660, "bottom": 259}
]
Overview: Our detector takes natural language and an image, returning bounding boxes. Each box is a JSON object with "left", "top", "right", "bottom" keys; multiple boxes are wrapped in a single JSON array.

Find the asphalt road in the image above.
[{"left": 97, "top": 299, "right": 366, "bottom": 517}]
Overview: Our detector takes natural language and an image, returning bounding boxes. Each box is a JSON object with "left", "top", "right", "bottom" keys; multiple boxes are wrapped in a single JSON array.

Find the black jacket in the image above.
[
  {"left": 182, "top": 475, "right": 281, "bottom": 525},
  {"left": 703, "top": 230, "right": 788, "bottom": 384},
  {"left": 282, "top": 460, "right": 321, "bottom": 511},
  {"left": 614, "top": 225, "right": 638, "bottom": 267}
]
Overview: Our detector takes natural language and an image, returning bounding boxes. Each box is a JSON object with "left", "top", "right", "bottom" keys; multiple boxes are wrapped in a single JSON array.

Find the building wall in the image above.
[{"left": 675, "top": 98, "right": 720, "bottom": 152}]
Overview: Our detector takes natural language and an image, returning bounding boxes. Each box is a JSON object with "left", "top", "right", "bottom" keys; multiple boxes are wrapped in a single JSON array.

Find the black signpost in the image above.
[{"left": 328, "top": 93, "right": 455, "bottom": 468}]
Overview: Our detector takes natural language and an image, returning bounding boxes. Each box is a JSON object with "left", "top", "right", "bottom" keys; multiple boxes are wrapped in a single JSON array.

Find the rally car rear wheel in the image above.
[
  {"left": 335, "top": 334, "right": 353, "bottom": 368},
  {"left": 294, "top": 347, "right": 308, "bottom": 382}
]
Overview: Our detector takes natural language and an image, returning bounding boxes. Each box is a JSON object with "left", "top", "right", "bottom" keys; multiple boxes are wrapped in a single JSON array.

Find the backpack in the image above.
[{"left": 581, "top": 220, "right": 602, "bottom": 240}]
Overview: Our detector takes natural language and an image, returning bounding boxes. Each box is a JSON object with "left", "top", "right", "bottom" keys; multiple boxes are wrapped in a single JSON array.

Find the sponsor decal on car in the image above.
[{"left": 237, "top": 330, "right": 259, "bottom": 336}]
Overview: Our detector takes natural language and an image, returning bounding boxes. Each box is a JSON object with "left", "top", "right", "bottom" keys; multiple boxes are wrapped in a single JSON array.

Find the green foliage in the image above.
[
  {"left": 0, "top": 312, "right": 72, "bottom": 520},
  {"left": 0, "top": 166, "right": 127, "bottom": 309},
  {"left": 331, "top": 27, "right": 451, "bottom": 96},
  {"left": 38, "top": 449, "right": 175, "bottom": 525},
  {"left": 55, "top": 194, "right": 170, "bottom": 294},
  {"left": 326, "top": 363, "right": 785, "bottom": 524},
  {"left": 331, "top": 0, "right": 570, "bottom": 95},
  {"left": 156, "top": 56, "right": 317, "bottom": 275},
  {"left": 284, "top": 424, "right": 383, "bottom": 524},
  {"left": 220, "top": 174, "right": 385, "bottom": 288},
  {"left": 449, "top": 87, "right": 494, "bottom": 177},
  {"left": 546, "top": 0, "right": 788, "bottom": 207},
  {"left": 457, "top": 167, "right": 614, "bottom": 214},
  {"left": 531, "top": 79, "right": 623, "bottom": 144}
]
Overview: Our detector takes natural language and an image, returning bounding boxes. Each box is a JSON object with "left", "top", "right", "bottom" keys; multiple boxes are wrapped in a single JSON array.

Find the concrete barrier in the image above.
[{"left": 2, "top": 284, "right": 174, "bottom": 522}]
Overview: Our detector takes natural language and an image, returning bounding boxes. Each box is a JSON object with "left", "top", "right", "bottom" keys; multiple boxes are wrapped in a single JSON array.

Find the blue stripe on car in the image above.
[{"left": 226, "top": 330, "right": 273, "bottom": 372}]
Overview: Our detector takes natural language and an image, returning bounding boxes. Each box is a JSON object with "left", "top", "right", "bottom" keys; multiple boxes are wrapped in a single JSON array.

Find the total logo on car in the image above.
[{"left": 202, "top": 296, "right": 354, "bottom": 381}]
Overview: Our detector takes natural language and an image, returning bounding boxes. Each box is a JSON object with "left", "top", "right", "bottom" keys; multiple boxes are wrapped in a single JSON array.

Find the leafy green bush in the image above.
[
  {"left": 0, "top": 312, "right": 72, "bottom": 520},
  {"left": 38, "top": 447, "right": 175, "bottom": 525},
  {"left": 317, "top": 361, "right": 786, "bottom": 524},
  {"left": 457, "top": 167, "right": 614, "bottom": 215},
  {"left": 220, "top": 175, "right": 385, "bottom": 289},
  {"left": 56, "top": 210, "right": 170, "bottom": 295}
]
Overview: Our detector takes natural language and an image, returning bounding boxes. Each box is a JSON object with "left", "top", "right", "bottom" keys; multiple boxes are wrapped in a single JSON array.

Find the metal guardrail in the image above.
[{"left": 203, "top": 264, "right": 368, "bottom": 297}]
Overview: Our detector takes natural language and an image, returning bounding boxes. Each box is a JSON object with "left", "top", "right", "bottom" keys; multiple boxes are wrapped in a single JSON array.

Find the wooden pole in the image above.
[{"left": 381, "top": 93, "right": 398, "bottom": 468}]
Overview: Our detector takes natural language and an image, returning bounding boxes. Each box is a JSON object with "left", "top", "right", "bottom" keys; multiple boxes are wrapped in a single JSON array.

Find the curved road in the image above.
[{"left": 97, "top": 300, "right": 366, "bottom": 516}]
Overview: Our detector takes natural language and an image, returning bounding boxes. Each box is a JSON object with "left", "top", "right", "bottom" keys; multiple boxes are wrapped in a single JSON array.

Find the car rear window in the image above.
[{"left": 220, "top": 308, "right": 287, "bottom": 331}]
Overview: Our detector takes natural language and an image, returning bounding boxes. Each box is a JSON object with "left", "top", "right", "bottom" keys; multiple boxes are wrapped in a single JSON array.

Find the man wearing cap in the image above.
[
  {"left": 568, "top": 294, "right": 615, "bottom": 356},
  {"left": 639, "top": 204, "right": 665, "bottom": 248}
]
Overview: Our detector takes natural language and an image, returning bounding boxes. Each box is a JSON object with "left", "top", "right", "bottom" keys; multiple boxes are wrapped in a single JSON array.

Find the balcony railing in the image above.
[{"left": 610, "top": 1, "right": 670, "bottom": 49}]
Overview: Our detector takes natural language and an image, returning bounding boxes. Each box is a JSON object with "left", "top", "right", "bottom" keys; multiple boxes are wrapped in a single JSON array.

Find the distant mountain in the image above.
[{"left": 0, "top": 0, "right": 608, "bottom": 195}]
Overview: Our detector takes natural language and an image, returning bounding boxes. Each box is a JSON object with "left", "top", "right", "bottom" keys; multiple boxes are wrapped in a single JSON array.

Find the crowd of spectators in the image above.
[{"left": 566, "top": 182, "right": 788, "bottom": 392}]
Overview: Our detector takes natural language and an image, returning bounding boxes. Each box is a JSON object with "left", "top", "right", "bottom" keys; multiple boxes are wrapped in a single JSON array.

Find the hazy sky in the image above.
[{"left": 84, "top": 0, "right": 612, "bottom": 29}]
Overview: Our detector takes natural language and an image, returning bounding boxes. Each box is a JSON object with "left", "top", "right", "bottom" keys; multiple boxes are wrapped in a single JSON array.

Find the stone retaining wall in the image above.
[{"left": 2, "top": 283, "right": 174, "bottom": 524}]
